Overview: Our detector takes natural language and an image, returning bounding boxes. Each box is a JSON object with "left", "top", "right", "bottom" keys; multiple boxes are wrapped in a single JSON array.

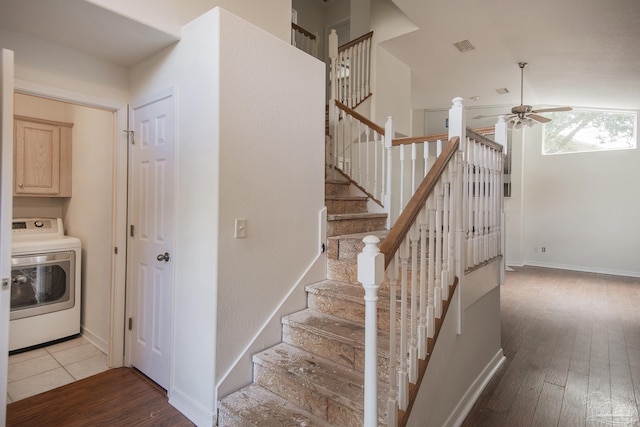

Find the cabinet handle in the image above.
[{"left": 18, "top": 183, "right": 23, "bottom": 188}]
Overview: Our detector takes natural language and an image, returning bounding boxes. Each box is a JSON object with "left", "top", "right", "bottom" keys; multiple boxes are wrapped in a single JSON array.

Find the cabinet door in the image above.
[{"left": 14, "top": 119, "right": 61, "bottom": 195}]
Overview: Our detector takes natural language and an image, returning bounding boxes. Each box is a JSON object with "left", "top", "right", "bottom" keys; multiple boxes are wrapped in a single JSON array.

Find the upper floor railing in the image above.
[
  {"left": 329, "top": 29, "right": 373, "bottom": 109},
  {"left": 291, "top": 23, "right": 318, "bottom": 58}
]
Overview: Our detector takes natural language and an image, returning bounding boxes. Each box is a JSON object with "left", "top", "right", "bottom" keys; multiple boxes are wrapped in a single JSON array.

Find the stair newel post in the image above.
[
  {"left": 448, "top": 97, "right": 467, "bottom": 333},
  {"left": 387, "top": 253, "right": 399, "bottom": 427},
  {"left": 494, "top": 115, "right": 507, "bottom": 285},
  {"left": 383, "top": 116, "right": 393, "bottom": 229},
  {"left": 357, "top": 235, "right": 384, "bottom": 427}
]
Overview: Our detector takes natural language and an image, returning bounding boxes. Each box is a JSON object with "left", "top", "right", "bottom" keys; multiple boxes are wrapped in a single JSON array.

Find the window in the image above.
[{"left": 543, "top": 109, "right": 637, "bottom": 155}]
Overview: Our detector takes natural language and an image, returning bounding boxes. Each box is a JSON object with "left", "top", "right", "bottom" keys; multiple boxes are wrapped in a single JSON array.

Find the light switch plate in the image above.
[{"left": 235, "top": 218, "right": 247, "bottom": 239}]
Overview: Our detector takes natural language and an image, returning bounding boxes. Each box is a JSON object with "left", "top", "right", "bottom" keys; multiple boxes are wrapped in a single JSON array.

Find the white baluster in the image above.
[
  {"left": 434, "top": 181, "right": 443, "bottom": 317},
  {"left": 387, "top": 253, "right": 399, "bottom": 427},
  {"left": 373, "top": 130, "right": 379, "bottom": 200},
  {"left": 398, "top": 237, "right": 410, "bottom": 410},
  {"left": 411, "top": 142, "right": 417, "bottom": 196},
  {"left": 384, "top": 117, "right": 393, "bottom": 228},
  {"left": 399, "top": 144, "right": 406, "bottom": 217},
  {"left": 448, "top": 161, "right": 456, "bottom": 285},
  {"left": 418, "top": 204, "right": 428, "bottom": 358},
  {"left": 441, "top": 166, "right": 450, "bottom": 296},
  {"left": 365, "top": 126, "right": 370, "bottom": 192},
  {"left": 427, "top": 196, "right": 436, "bottom": 338},
  {"left": 409, "top": 223, "right": 419, "bottom": 382},
  {"left": 423, "top": 141, "right": 429, "bottom": 177},
  {"left": 357, "top": 236, "right": 384, "bottom": 427}
]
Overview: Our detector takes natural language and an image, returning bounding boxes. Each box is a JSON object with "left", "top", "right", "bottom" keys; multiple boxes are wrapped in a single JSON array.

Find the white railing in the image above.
[
  {"left": 357, "top": 99, "right": 506, "bottom": 426},
  {"left": 329, "top": 29, "right": 373, "bottom": 109},
  {"left": 291, "top": 23, "right": 317, "bottom": 57},
  {"left": 329, "top": 100, "right": 388, "bottom": 206}
]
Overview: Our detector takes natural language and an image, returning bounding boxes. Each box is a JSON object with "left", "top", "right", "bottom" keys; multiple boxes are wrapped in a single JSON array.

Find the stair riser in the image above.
[
  {"left": 325, "top": 182, "right": 350, "bottom": 197},
  {"left": 282, "top": 324, "right": 390, "bottom": 382},
  {"left": 308, "top": 293, "right": 396, "bottom": 332},
  {"left": 326, "top": 199, "right": 368, "bottom": 214},
  {"left": 254, "top": 363, "right": 364, "bottom": 426},
  {"left": 327, "top": 217, "right": 387, "bottom": 237}
]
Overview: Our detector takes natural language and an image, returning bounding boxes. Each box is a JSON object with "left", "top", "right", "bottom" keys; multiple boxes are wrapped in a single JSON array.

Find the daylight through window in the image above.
[{"left": 543, "top": 109, "right": 637, "bottom": 155}]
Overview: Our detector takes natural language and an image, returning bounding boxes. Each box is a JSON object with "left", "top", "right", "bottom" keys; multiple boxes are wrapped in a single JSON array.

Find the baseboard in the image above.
[
  {"left": 444, "top": 348, "right": 506, "bottom": 427},
  {"left": 80, "top": 326, "right": 108, "bottom": 355},
  {"left": 519, "top": 261, "right": 640, "bottom": 279},
  {"left": 169, "top": 387, "right": 215, "bottom": 427}
]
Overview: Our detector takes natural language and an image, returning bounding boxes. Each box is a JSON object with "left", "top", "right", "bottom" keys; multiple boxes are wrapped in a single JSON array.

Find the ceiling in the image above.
[
  {"left": 0, "top": 0, "right": 638, "bottom": 113},
  {"left": 383, "top": 0, "right": 640, "bottom": 112}
]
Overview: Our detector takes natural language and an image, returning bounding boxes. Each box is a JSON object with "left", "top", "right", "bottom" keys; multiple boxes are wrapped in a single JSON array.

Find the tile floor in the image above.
[{"left": 7, "top": 336, "right": 109, "bottom": 403}]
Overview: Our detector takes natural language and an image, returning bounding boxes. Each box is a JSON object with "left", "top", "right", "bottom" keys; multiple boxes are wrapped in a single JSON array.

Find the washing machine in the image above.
[{"left": 9, "top": 217, "right": 82, "bottom": 352}]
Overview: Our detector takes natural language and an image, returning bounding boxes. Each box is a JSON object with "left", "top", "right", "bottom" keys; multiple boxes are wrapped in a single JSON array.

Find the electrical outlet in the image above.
[{"left": 235, "top": 218, "right": 247, "bottom": 239}]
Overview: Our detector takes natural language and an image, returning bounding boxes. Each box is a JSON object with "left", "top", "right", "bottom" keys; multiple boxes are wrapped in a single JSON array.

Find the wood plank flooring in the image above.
[
  {"left": 6, "top": 367, "right": 194, "bottom": 426},
  {"left": 463, "top": 266, "right": 640, "bottom": 427}
]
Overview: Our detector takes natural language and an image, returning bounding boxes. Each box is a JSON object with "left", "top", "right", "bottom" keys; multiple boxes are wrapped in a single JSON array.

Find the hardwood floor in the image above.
[
  {"left": 463, "top": 266, "right": 640, "bottom": 427},
  {"left": 6, "top": 266, "right": 639, "bottom": 426},
  {"left": 6, "top": 367, "right": 194, "bottom": 426}
]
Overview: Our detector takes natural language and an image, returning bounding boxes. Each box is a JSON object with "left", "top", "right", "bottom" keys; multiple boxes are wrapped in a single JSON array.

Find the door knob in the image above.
[{"left": 157, "top": 252, "right": 170, "bottom": 262}]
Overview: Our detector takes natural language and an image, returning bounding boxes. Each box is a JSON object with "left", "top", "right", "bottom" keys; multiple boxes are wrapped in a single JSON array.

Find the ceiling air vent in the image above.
[
  {"left": 453, "top": 40, "right": 475, "bottom": 53},
  {"left": 496, "top": 88, "right": 510, "bottom": 95}
]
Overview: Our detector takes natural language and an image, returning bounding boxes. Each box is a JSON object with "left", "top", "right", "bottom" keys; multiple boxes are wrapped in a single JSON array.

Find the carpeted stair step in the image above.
[
  {"left": 325, "top": 195, "right": 369, "bottom": 214},
  {"left": 282, "top": 309, "right": 393, "bottom": 382},
  {"left": 327, "top": 212, "right": 387, "bottom": 237},
  {"left": 325, "top": 180, "right": 351, "bottom": 197},
  {"left": 253, "top": 342, "right": 389, "bottom": 425},
  {"left": 217, "top": 383, "right": 333, "bottom": 426}
]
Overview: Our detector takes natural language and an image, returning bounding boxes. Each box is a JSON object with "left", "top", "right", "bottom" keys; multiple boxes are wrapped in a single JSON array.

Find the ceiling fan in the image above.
[{"left": 474, "top": 62, "right": 572, "bottom": 129}]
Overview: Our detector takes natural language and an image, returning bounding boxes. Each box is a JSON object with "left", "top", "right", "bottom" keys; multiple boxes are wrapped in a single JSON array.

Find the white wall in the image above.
[
  {"left": 408, "top": 269, "right": 503, "bottom": 427},
  {"left": 87, "top": 0, "right": 292, "bottom": 43},
  {"left": 520, "top": 124, "right": 640, "bottom": 276},
  {"left": 130, "top": 7, "right": 325, "bottom": 425},
  {"left": 13, "top": 94, "right": 115, "bottom": 353},
  {"left": 0, "top": 27, "right": 129, "bottom": 101}
]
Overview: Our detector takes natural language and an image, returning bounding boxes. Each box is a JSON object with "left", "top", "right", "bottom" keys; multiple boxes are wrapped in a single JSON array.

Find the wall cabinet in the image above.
[{"left": 14, "top": 116, "right": 73, "bottom": 197}]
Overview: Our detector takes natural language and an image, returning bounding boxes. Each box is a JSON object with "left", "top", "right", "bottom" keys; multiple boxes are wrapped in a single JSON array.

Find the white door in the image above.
[
  {"left": 128, "top": 90, "right": 175, "bottom": 389},
  {"left": 0, "top": 48, "right": 14, "bottom": 422}
]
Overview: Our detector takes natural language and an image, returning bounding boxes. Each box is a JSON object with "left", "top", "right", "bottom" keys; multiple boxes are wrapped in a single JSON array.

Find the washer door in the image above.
[{"left": 10, "top": 251, "right": 74, "bottom": 320}]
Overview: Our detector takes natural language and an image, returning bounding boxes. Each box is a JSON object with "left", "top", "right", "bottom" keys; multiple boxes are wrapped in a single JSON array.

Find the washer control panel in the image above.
[{"left": 12, "top": 218, "right": 63, "bottom": 237}]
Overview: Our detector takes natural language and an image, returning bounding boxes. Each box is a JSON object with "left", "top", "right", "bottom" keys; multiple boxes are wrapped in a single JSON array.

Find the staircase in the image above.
[{"left": 218, "top": 177, "right": 391, "bottom": 426}]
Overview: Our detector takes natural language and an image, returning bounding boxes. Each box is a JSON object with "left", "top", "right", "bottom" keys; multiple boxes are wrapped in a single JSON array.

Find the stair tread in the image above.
[
  {"left": 327, "top": 230, "right": 388, "bottom": 243},
  {"left": 327, "top": 212, "right": 387, "bottom": 221},
  {"left": 306, "top": 280, "right": 394, "bottom": 307},
  {"left": 283, "top": 309, "right": 390, "bottom": 357},
  {"left": 325, "top": 195, "right": 369, "bottom": 201},
  {"left": 254, "top": 342, "right": 389, "bottom": 419},
  {"left": 218, "top": 384, "right": 334, "bottom": 427}
]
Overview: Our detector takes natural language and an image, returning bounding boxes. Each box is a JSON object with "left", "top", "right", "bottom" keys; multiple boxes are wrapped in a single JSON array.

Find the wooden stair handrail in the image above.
[
  {"left": 334, "top": 100, "right": 385, "bottom": 135},
  {"left": 338, "top": 30, "right": 374, "bottom": 53},
  {"left": 379, "top": 136, "right": 460, "bottom": 268},
  {"left": 291, "top": 23, "right": 316, "bottom": 40},
  {"left": 392, "top": 126, "right": 503, "bottom": 147}
]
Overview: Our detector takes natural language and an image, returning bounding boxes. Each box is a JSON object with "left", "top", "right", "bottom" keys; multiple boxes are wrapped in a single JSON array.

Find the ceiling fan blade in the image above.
[
  {"left": 532, "top": 106, "right": 573, "bottom": 113},
  {"left": 528, "top": 113, "right": 551, "bottom": 124}
]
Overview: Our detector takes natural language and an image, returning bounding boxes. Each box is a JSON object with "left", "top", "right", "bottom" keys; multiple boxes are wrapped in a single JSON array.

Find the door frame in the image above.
[
  {"left": 13, "top": 79, "right": 129, "bottom": 368},
  {"left": 124, "top": 87, "right": 177, "bottom": 375}
]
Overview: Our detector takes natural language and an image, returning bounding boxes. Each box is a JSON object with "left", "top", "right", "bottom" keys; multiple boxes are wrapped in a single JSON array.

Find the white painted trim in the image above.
[
  {"left": 444, "top": 349, "right": 506, "bottom": 427},
  {"left": 169, "top": 387, "right": 215, "bottom": 427},
  {"left": 13, "top": 78, "right": 129, "bottom": 368},
  {"left": 521, "top": 261, "right": 640, "bottom": 279},
  {"left": 81, "top": 325, "right": 109, "bottom": 355}
]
